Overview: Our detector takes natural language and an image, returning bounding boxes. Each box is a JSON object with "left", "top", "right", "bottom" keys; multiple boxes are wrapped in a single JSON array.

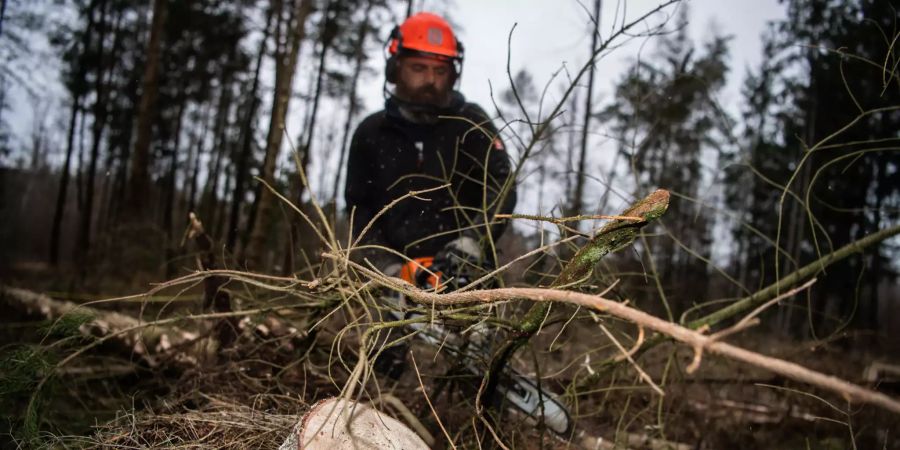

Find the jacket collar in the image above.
[{"left": 385, "top": 91, "right": 467, "bottom": 125}]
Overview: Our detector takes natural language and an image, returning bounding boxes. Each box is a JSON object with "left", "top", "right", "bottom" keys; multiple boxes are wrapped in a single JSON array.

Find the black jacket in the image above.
[{"left": 345, "top": 94, "right": 517, "bottom": 266}]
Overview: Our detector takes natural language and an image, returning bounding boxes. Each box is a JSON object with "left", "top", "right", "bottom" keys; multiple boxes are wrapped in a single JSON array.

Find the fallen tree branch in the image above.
[
  {"left": 689, "top": 222, "right": 900, "bottom": 330},
  {"left": 428, "top": 289, "right": 900, "bottom": 414},
  {"left": 576, "top": 222, "right": 900, "bottom": 390},
  {"left": 0, "top": 286, "right": 197, "bottom": 367},
  {"left": 333, "top": 260, "right": 900, "bottom": 415}
]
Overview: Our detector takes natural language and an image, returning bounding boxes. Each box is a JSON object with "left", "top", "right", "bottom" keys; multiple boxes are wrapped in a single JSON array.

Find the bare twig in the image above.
[
  {"left": 410, "top": 352, "right": 455, "bottom": 449},
  {"left": 613, "top": 324, "right": 645, "bottom": 363},
  {"left": 711, "top": 278, "right": 817, "bottom": 342},
  {"left": 599, "top": 324, "right": 664, "bottom": 396}
]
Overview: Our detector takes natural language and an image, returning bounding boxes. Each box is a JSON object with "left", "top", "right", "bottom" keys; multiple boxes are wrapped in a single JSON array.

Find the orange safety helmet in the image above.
[
  {"left": 385, "top": 12, "right": 464, "bottom": 84},
  {"left": 389, "top": 12, "right": 461, "bottom": 59}
]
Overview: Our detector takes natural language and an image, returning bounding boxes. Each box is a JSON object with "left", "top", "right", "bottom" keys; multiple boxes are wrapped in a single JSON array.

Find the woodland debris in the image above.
[
  {"left": 0, "top": 286, "right": 198, "bottom": 367},
  {"left": 577, "top": 431, "right": 692, "bottom": 450},
  {"left": 864, "top": 362, "right": 900, "bottom": 383}
]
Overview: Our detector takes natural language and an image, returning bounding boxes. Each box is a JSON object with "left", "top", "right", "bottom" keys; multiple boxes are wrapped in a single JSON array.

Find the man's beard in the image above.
[{"left": 405, "top": 85, "right": 449, "bottom": 107}]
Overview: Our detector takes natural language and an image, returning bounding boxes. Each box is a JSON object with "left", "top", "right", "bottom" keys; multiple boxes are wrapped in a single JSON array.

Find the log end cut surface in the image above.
[{"left": 279, "top": 397, "right": 428, "bottom": 450}]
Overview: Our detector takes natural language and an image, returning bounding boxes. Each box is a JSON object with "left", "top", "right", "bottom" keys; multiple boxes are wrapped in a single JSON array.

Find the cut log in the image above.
[{"left": 278, "top": 397, "right": 429, "bottom": 450}]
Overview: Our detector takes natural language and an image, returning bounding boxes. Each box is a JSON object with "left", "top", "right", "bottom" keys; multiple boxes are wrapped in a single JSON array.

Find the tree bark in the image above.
[
  {"left": 332, "top": 0, "right": 373, "bottom": 204},
  {"left": 50, "top": 0, "right": 100, "bottom": 265},
  {"left": 77, "top": 0, "right": 110, "bottom": 264},
  {"left": 243, "top": 0, "right": 312, "bottom": 269},
  {"left": 163, "top": 100, "right": 187, "bottom": 242},
  {"left": 213, "top": 162, "right": 233, "bottom": 239},
  {"left": 200, "top": 76, "right": 234, "bottom": 227},
  {"left": 298, "top": 0, "right": 334, "bottom": 173},
  {"left": 0, "top": 286, "right": 196, "bottom": 367},
  {"left": 127, "top": 0, "right": 168, "bottom": 220},
  {"left": 0, "top": 0, "right": 7, "bottom": 38},
  {"left": 226, "top": 2, "right": 274, "bottom": 252},
  {"left": 283, "top": 0, "right": 335, "bottom": 274},
  {"left": 50, "top": 98, "right": 82, "bottom": 265},
  {"left": 94, "top": 8, "right": 127, "bottom": 235},
  {"left": 75, "top": 103, "right": 87, "bottom": 213},
  {"left": 186, "top": 105, "right": 212, "bottom": 217}
]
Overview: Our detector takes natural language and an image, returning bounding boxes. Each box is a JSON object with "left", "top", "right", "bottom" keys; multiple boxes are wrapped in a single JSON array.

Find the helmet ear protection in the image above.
[
  {"left": 384, "top": 23, "right": 464, "bottom": 85},
  {"left": 385, "top": 26, "right": 402, "bottom": 84}
]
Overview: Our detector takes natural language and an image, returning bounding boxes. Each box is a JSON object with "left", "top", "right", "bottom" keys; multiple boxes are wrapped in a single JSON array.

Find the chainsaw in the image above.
[{"left": 378, "top": 254, "right": 573, "bottom": 436}]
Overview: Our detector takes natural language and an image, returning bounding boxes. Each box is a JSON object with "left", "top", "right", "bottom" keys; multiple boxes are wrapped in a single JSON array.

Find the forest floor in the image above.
[{"left": 2, "top": 262, "right": 899, "bottom": 449}]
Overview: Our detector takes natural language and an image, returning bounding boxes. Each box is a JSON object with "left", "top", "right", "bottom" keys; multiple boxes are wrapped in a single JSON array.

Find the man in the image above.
[
  {"left": 345, "top": 12, "right": 516, "bottom": 285},
  {"left": 340, "top": 20, "right": 576, "bottom": 432}
]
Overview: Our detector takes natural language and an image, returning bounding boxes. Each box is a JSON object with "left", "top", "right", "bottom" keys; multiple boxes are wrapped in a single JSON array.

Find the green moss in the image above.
[{"left": 552, "top": 190, "right": 669, "bottom": 289}]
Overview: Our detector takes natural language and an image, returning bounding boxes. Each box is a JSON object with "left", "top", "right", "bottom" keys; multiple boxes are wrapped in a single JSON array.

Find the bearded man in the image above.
[{"left": 345, "top": 12, "right": 517, "bottom": 284}]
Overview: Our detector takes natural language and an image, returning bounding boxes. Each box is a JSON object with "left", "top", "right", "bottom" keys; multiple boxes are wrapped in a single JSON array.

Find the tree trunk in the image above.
[
  {"left": 75, "top": 103, "right": 87, "bottom": 213},
  {"left": 95, "top": 8, "right": 127, "bottom": 235},
  {"left": 283, "top": 0, "right": 335, "bottom": 274},
  {"left": 331, "top": 0, "right": 373, "bottom": 204},
  {"left": 0, "top": 286, "right": 197, "bottom": 368},
  {"left": 204, "top": 81, "right": 233, "bottom": 217},
  {"left": 107, "top": 86, "right": 137, "bottom": 230},
  {"left": 127, "top": 0, "right": 168, "bottom": 220},
  {"left": 298, "top": 0, "right": 334, "bottom": 172},
  {"left": 77, "top": 0, "right": 110, "bottom": 264},
  {"left": 779, "top": 51, "right": 817, "bottom": 335},
  {"left": 187, "top": 105, "right": 212, "bottom": 216},
  {"left": 243, "top": 0, "right": 312, "bottom": 269},
  {"left": 50, "top": 97, "right": 82, "bottom": 266},
  {"left": 226, "top": 2, "right": 274, "bottom": 252},
  {"left": 163, "top": 100, "right": 187, "bottom": 240},
  {"left": 213, "top": 162, "right": 234, "bottom": 239},
  {"left": 0, "top": 0, "right": 6, "bottom": 37},
  {"left": 569, "top": 0, "right": 601, "bottom": 217},
  {"left": 564, "top": 88, "right": 577, "bottom": 204}
]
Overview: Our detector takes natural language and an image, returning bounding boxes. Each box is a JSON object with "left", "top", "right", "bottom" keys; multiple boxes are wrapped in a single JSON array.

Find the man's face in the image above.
[{"left": 395, "top": 55, "right": 454, "bottom": 106}]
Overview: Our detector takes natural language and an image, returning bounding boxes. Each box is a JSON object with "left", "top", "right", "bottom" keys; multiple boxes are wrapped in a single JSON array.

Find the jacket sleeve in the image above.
[
  {"left": 344, "top": 122, "right": 402, "bottom": 271},
  {"left": 460, "top": 104, "right": 517, "bottom": 243}
]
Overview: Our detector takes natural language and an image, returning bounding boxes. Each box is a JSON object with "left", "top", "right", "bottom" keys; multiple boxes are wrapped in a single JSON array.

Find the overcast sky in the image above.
[{"left": 443, "top": 0, "right": 786, "bottom": 118}]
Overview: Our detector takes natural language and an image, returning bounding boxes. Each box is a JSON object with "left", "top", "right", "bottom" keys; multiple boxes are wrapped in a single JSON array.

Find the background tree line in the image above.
[{"left": 2, "top": 0, "right": 406, "bottom": 278}]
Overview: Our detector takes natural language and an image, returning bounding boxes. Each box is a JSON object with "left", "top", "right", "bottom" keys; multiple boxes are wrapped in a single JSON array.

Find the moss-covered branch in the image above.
[
  {"left": 553, "top": 189, "right": 670, "bottom": 288},
  {"left": 688, "top": 222, "right": 900, "bottom": 329},
  {"left": 480, "top": 190, "right": 670, "bottom": 409}
]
